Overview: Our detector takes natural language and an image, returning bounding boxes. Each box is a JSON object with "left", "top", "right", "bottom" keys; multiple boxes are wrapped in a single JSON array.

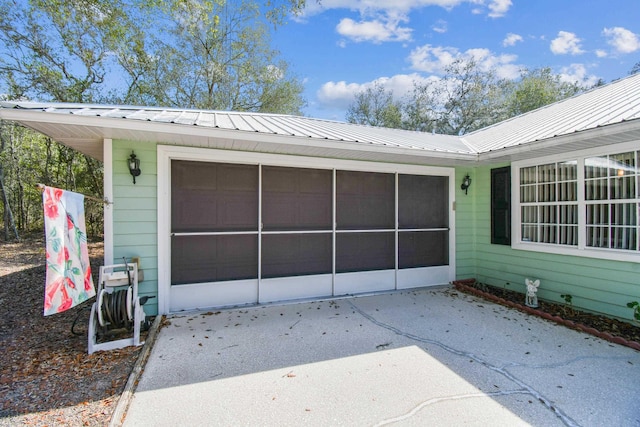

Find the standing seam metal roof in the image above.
[
  {"left": 2, "top": 72, "right": 640, "bottom": 160},
  {"left": 462, "top": 72, "right": 640, "bottom": 151}
]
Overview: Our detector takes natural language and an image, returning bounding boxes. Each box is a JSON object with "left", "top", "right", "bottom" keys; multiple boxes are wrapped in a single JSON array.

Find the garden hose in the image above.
[{"left": 98, "top": 288, "right": 133, "bottom": 330}]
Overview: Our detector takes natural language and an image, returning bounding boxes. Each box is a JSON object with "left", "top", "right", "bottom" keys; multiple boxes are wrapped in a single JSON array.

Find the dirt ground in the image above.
[
  {"left": 0, "top": 235, "right": 142, "bottom": 426},
  {"left": 458, "top": 280, "right": 640, "bottom": 346}
]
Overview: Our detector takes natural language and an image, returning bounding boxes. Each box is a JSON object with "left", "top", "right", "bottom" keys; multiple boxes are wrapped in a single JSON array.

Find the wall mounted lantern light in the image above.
[
  {"left": 460, "top": 174, "right": 471, "bottom": 195},
  {"left": 128, "top": 151, "right": 141, "bottom": 184}
]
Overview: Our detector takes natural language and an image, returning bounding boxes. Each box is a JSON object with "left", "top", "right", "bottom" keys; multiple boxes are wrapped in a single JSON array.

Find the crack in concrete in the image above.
[
  {"left": 347, "top": 300, "right": 582, "bottom": 427},
  {"left": 512, "top": 355, "right": 634, "bottom": 370},
  {"left": 373, "top": 389, "right": 531, "bottom": 427}
]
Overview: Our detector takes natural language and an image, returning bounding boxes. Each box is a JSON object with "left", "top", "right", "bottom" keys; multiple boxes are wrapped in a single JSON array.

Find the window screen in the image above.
[
  {"left": 336, "top": 171, "right": 394, "bottom": 230},
  {"left": 171, "top": 235, "right": 258, "bottom": 284},
  {"left": 336, "top": 232, "right": 395, "bottom": 273},
  {"left": 399, "top": 175, "right": 448, "bottom": 229},
  {"left": 399, "top": 231, "right": 448, "bottom": 268},
  {"left": 262, "top": 233, "right": 332, "bottom": 278},
  {"left": 171, "top": 161, "right": 258, "bottom": 232},
  {"left": 262, "top": 166, "right": 332, "bottom": 231}
]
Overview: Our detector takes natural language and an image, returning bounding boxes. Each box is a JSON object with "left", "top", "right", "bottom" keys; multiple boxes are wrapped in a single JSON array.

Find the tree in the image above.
[
  {"left": 504, "top": 67, "right": 582, "bottom": 116},
  {"left": 0, "top": 0, "right": 310, "bottom": 238},
  {"left": 346, "top": 61, "right": 588, "bottom": 135},
  {"left": 346, "top": 83, "right": 403, "bottom": 128},
  {"left": 0, "top": 0, "right": 307, "bottom": 114},
  {"left": 121, "top": 0, "right": 305, "bottom": 113},
  {"left": 402, "top": 79, "right": 440, "bottom": 133},
  {"left": 0, "top": 0, "right": 135, "bottom": 103},
  {"left": 429, "top": 58, "right": 508, "bottom": 135}
]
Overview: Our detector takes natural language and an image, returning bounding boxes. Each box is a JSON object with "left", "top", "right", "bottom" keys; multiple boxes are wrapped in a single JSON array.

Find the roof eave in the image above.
[
  {"left": 476, "top": 118, "right": 640, "bottom": 164},
  {"left": 0, "top": 108, "right": 478, "bottom": 165}
]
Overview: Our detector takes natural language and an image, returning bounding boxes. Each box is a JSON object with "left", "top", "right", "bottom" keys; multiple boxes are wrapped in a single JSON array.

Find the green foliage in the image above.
[
  {"left": 0, "top": 122, "right": 104, "bottom": 239},
  {"left": 346, "top": 83, "right": 403, "bottom": 128},
  {"left": 120, "top": 0, "right": 305, "bottom": 113},
  {"left": 560, "top": 294, "right": 573, "bottom": 304},
  {"left": 504, "top": 67, "right": 582, "bottom": 116},
  {"left": 0, "top": 0, "right": 307, "bottom": 112},
  {"left": 560, "top": 293, "right": 574, "bottom": 316},
  {"left": 627, "top": 301, "right": 640, "bottom": 322},
  {"left": 0, "top": 0, "right": 309, "bottom": 240}
]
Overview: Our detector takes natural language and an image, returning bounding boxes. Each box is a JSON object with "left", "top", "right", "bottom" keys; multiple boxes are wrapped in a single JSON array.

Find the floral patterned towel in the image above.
[{"left": 43, "top": 186, "right": 95, "bottom": 316}]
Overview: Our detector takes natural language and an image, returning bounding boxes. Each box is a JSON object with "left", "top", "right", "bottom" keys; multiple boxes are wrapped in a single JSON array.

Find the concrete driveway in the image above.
[{"left": 123, "top": 287, "right": 640, "bottom": 426}]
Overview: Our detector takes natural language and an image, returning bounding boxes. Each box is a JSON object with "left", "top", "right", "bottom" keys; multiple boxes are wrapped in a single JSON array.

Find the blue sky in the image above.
[{"left": 271, "top": 0, "right": 640, "bottom": 120}]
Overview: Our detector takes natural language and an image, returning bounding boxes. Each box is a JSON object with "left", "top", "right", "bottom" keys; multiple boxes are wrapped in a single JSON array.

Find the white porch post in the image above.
[{"left": 103, "top": 138, "right": 114, "bottom": 265}]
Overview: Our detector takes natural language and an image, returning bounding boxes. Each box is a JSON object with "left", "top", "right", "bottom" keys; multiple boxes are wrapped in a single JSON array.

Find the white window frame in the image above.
[{"left": 511, "top": 140, "right": 640, "bottom": 263}]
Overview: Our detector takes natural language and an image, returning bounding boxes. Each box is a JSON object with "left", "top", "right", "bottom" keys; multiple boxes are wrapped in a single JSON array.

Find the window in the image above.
[
  {"left": 513, "top": 145, "right": 640, "bottom": 260},
  {"left": 585, "top": 152, "right": 637, "bottom": 250},
  {"left": 519, "top": 161, "right": 577, "bottom": 246}
]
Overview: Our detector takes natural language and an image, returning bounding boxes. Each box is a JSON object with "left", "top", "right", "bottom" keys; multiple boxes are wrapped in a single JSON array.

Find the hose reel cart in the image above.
[{"left": 88, "top": 261, "right": 152, "bottom": 354}]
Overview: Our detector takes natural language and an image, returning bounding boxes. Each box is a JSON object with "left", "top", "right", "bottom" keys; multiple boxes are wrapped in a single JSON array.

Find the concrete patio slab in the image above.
[{"left": 123, "top": 287, "right": 640, "bottom": 426}]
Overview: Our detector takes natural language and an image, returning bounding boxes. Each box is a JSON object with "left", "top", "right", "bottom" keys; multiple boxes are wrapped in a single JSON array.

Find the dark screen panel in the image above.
[
  {"left": 399, "top": 231, "right": 448, "bottom": 269},
  {"left": 337, "top": 171, "right": 394, "bottom": 230},
  {"left": 172, "top": 161, "right": 258, "bottom": 232},
  {"left": 336, "top": 232, "right": 395, "bottom": 273},
  {"left": 262, "top": 166, "right": 332, "bottom": 231},
  {"left": 262, "top": 233, "right": 332, "bottom": 278},
  {"left": 399, "top": 175, "right": 448, "bottom": 229},
  {"left": 171, "top": 235, "right": 258, "bottom": 284}
]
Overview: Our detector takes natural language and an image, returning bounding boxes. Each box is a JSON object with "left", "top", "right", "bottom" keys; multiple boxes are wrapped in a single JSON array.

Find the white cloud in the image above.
[
  {"left": 559, "top": 64, "right": 600, "bottom": 87},
  {"left": 432, "top": 19, "right": 448, "bottom": 33},
  {"left": 408, "top": 44, "right": 521, "bottom": 79},
  {"left": 595, "top": 49, "right": 608, "bottom": 58},
  {"left": 503, "top": 33, "right": 523, "bottom": 47},
  {"left": 317, "top": 81, "right": 364, "bottom": 110},
  {"left": 317, "top": 73, "right": 433, "bottom": 109},
  {"left": 487, "top": 0, "right": 512, "bottom": 18},
  {"left": 299, "top": 0, "right": 511, "bottom": 20},
  {"left": 603, "top": 27, "right": 640, "bottom": 54},
  {"left": 336, "top": 14, "right": 412, "bottom": 43},
  {"left": 550, "top": 31, "right": 585, "bottom": 55}
]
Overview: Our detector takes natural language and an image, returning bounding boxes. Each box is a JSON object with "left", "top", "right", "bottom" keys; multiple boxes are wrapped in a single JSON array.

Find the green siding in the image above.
[
  {"left": 467, "top": 165, "right": 640, "bottom": 322},
  {"left": 112, "top": 140, "right": 159, "bottom": 315},
  {"left": 108, "top": 141, "right": 640, "bottom": 322},
  {"left": 455, "top": 168, "right": 477, "bottom": 278}
]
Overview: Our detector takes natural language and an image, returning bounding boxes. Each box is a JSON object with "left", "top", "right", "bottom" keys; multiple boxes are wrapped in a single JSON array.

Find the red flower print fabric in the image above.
[{"left": 43, "top": 186, "right": 96, "bottom": 315}]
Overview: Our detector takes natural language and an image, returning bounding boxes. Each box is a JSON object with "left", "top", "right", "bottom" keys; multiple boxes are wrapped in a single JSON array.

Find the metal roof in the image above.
[
  {"left": 1, "top": 72, "right": 640, "bottom": 164},
  {"left": 464, "top": 72, "right": 640, "bottom": 154},
  {"left": 0, "top": 102, "right": 472, "bottom": 164}
]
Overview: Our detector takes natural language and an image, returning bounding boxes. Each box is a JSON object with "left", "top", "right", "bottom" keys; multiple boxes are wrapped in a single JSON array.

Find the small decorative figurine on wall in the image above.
[{"left": 525, "top": 278, "right": 540, "bottom": 308}]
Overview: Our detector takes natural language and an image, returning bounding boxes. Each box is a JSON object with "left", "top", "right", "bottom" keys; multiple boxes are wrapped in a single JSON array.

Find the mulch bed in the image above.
[
  {"left": 453, "top": 279, "right": 640, "bottom": 351},
  {"left": 0, "top": 236, "right": 143, "bottom": 426}
]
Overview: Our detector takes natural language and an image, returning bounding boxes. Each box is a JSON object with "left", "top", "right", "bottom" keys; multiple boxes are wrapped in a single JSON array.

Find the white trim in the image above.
[
  {"left": 157, "top": 148, "right": 171, "bottom": 314},
  {"left": 260, "top": 275, "right": 332, "bottom": 303},
  {"left": 157, "top": 144, "right": 453, "bottom": 175},
  {"left": 103, "top": 139, "right": 114, "bottom": 265},
  {"left": 258, "top": 164, "right": 263, "bottom": 302},
  {"left": 157, "top": 145, "right": 456, "bottom": 313},
  {"left": 334, "top": 270, "right": 396, "bottom": 295},
  {"left": 397, "top": 266, "right": 451, "bottom": 289},
  {"left": 511, "top": 140, "right": 640, "bottom": 263},
  {"left": 395, "top": 173, "right": 399, "bottom": 289},
  {"left": 170, "top": 279, "right": 258, "bottom": 312}
]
